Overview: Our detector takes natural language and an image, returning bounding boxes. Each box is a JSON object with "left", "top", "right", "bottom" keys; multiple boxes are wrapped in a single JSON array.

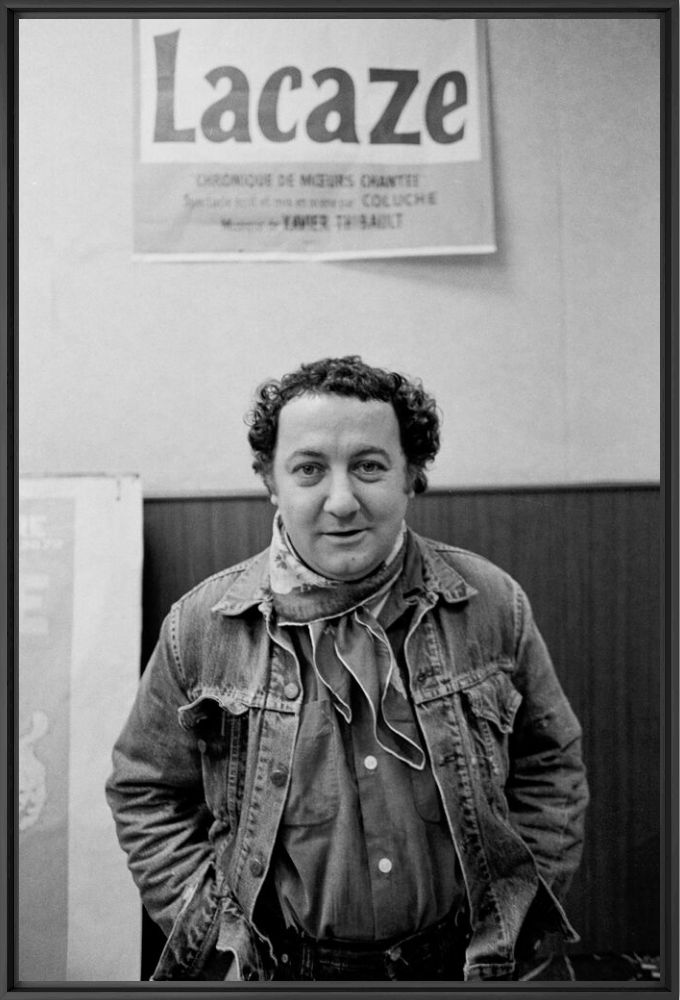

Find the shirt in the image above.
[{"left": 266, "top": 562, "right": 465, "bottom": 941}]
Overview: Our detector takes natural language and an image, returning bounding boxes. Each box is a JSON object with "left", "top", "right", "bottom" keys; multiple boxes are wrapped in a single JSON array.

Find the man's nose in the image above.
[{"left": 323, "top": 473, "right": 361, "bottom": 518}]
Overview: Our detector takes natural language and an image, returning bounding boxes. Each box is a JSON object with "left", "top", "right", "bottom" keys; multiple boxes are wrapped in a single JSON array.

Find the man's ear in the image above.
[
  {"left": 263, "top": 471, "right": 277, "bottom": 505},
  {"left": 405, "top": 466, "right": 417, "bottom": 499}
]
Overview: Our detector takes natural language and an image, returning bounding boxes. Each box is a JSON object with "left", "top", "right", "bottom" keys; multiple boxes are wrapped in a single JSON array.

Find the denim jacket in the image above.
[{"left": 106, "top": 530, "right": 588, "bottom": 982}]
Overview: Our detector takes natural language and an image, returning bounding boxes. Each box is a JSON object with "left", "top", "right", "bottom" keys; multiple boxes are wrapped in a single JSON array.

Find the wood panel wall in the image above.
[{"left": 139, "top": 485, "right": 661, "bottom": 974}]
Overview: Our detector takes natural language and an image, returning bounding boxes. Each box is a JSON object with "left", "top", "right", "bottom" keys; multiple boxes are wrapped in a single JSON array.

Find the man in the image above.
[{"left": 106, "top": 355, "right": 588, "bottom": 982}]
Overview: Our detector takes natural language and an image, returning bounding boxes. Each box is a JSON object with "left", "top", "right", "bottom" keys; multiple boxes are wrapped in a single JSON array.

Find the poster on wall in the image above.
[
  {"left": 133, "top": 18, "right": 495, "bottom": 260},
  {"left": 18, "top": 476, "right": 143, "bottom": 980}
]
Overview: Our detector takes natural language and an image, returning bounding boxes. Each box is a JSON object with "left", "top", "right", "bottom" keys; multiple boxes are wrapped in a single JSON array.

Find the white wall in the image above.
[{"left": 19, "top": 17, "right": 660, "bottom": 496}]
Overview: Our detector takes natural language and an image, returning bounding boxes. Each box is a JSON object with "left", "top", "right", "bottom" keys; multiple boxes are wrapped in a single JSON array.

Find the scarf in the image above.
[{"left": 269, "top": 514, "right": 425, "bottom": 770}]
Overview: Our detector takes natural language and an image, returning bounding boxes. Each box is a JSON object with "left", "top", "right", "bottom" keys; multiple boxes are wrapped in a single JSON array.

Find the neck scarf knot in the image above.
[{"left": 269, "top": 514, "right": 425, "bottom": 770}]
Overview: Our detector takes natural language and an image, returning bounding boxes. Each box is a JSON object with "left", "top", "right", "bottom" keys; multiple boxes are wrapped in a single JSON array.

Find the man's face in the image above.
[{"left": 270, "top": 393, "right": 413, "bottom": 581}]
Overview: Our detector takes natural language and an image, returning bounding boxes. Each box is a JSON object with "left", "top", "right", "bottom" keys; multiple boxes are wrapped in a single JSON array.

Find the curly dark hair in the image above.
[{"left": 246, "top": 356, "right": 440, "bottom": 494}]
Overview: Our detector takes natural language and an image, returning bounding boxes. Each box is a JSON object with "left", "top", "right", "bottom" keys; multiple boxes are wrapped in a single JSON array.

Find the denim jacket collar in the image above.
[{"left": 210, "top": 529, "right": 478, "bottom": 618}]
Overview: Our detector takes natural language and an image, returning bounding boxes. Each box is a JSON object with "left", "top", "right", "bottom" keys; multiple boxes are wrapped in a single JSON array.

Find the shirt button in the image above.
[
  {"left": 271, "top": 766, "right": 288, "bottom": 786},
  {"left": 364, "top": 755, "right": 378, "bottom": 771},
  {"left": 378, "top": 857, "right": 392, "bottom": 874},
  {"left": 283, "top": 682, "right": 299, "bottom": 700},
  {"left": 249, "top": 858, "right": 265, "bottom": 878}
]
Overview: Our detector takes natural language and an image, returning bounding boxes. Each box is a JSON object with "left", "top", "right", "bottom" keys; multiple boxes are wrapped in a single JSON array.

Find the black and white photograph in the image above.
[{"left": 11, "top": 3, "right": 674, "bottom": 996}]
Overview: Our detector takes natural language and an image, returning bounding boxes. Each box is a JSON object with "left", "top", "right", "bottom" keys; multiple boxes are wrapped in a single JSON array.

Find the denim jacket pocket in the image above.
[
  {"left": 180, "top": 694, "right": 249, "bottom": 825},
  {"left": 461, "top": 667, "right": 522, "bottom": 783}
]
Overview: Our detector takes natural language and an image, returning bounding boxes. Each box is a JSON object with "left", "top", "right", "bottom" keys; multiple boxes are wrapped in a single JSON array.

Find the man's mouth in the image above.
[{"left": 324, "top": 528, "right": 367, "bottom": 538}]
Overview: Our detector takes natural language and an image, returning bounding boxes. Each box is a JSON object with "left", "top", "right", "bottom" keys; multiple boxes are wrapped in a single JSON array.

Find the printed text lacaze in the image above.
[{"left": 154, "top": 30, "right": 468, "bottom": 146}]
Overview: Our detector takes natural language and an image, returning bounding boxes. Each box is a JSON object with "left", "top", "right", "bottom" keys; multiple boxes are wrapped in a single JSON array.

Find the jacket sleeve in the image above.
[
  {"left": 105, "top": 609, "right": 217, "bottom": 937},
  {"left": 505, "top": 586, "right": 589, "bottom": 901}
]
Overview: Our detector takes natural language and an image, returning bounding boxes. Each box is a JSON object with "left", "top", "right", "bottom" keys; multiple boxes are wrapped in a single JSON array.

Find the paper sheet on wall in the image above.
[
  {"left": 133, "top": 18, "right": 495, "bottom": 260},
  {"left": 18, "top": 475, "right": 143, "bottom": 981}
]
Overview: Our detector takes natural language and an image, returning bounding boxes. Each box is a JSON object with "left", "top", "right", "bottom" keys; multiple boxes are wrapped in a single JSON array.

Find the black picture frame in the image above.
[{"left": 3, "top": 2, "right": 677, "bottom": 999}]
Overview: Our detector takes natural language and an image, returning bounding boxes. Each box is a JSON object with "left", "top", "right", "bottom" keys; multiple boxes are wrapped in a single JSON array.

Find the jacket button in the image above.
[
  {"left": 196, "top": 739, "right": 207, "bottom": 754},
  {"left": 271, "top": 766, "right": 288, "bottom": 786},
  {"left": 250, "top": 858, "right": 265, "bottom": 878},
  {"left": 283, "top": 682, "right": 299, "bottom": 700}
]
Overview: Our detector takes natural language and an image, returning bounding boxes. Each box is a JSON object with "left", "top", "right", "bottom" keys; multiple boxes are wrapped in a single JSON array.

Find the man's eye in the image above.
[
  {"left": 295, "top": 463, "right": 322, "bottom": 477},
  {"left": 356, "top": 461, "right": 384, "bottom": 475}
]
